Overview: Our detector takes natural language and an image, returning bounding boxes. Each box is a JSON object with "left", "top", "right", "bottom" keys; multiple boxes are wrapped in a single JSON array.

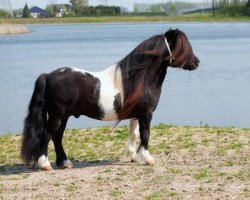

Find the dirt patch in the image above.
[{"left": 0, "top": 125, "right": 249, "bottom": 199}]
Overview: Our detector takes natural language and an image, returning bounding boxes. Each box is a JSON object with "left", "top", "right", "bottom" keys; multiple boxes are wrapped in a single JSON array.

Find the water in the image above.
[{"left": 0, "top": 22, "right": 250, "bottom": 135}]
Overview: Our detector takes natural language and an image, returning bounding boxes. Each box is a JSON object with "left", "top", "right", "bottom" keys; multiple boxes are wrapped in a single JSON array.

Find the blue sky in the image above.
[{"left": 9, "top": 0, "right": 202, "bottom": 11}]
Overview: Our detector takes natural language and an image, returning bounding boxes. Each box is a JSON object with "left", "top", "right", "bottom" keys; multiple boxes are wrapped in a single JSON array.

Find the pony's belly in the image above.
[{"left": 101, "top": 110, "right": 118, "bottom": 121}]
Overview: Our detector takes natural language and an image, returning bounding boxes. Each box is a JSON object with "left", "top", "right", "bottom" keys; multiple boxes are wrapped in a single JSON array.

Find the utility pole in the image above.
[{"left": 0, "top": 0, "right": 14, "bottom": 18}]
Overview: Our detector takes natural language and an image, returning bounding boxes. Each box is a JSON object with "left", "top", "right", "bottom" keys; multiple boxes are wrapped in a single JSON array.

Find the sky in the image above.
[{"left": 6, "top": 0, "right": 202, "bottom": 11}]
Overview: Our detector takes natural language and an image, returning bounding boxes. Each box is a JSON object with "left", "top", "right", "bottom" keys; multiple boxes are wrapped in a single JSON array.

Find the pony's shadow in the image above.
[{"left": 0, "top": 159, "right": 130, "bottom": 176}]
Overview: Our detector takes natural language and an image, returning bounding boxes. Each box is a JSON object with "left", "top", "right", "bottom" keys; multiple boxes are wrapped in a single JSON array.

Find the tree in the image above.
[
  {"left": 150, "top": 4, "right": 164, "bottom": 13},
  {"left": 245, "top": 0, "right": 250, "bottom": 15},
  {"left": 46, "top": 5, "right": 55, "bottom": 17},
  {"left": 13, "top": 10, "right": 18, "bottom": 18},
  {"left": 23, "top": 3, "right": 30, "bottom": 18},
  {"left": 169, "top": 2, "right": 177, "bottom": 15},
  {"left": 133, "top": 4, "right": 139, "bottom": 13},
  {"left": 212, "top": 0, "right": 217, "bottom": 16},
  {"left": 70, "top": 0, "right": 88, "bottom": 14},
  {"left": 0, "top": 9, "right": 8, "bottom": 18}
]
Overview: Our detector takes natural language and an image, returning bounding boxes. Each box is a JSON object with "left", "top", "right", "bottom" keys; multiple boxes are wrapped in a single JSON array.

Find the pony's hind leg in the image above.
[
  {"left": 125, "top": 119, "right": 139, "bottom": 162},
  {"left": 52, "top": 117, "right": 73, "bottom": 169},
  {"left": 36, "top": 121, "right": 55, "bottom": 171}
]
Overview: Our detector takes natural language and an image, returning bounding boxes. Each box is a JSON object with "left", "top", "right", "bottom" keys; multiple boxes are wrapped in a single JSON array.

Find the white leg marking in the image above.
[
  {"left": 37, "top": 155, "right": 53, "bottom": 170},
  {"left": 135, "top": 147, "right": 155, "bottom": 165},
  {"left": 125, "top": 119, "right": 139, "bottom": 161},
  {"left": 63, "top": 159, "right": 73, "bottom": 169}
]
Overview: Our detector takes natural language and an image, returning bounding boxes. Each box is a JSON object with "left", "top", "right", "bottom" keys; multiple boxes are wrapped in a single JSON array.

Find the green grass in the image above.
[
  {"left": 0, "top": 123, "right": 249, "bottom": 199},
  {"left": 1, "top": 14, "right": 250, "bottom": 25},
  {"left": 109, "top": 188, "right": 123, "bottom": 198},
  {"left": 195, "top": 168, "right": 210, "bottom": 180},
  {"left": 65, "top": 182, "right": 79, "bottom": 192},
  {"left": 146, "top": 193, "right": 161, "bottom": 200},
  {"left": 0, "top": 123, "right": 249, "bottom": 168},
  {"left": 146, "top": 189, "right": 179, "bottom": 200}
]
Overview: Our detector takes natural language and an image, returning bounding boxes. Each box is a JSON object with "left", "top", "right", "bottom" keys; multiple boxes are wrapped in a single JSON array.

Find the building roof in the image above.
[{"left": 30, "top": 6, "right": 46, "bottom": 14}]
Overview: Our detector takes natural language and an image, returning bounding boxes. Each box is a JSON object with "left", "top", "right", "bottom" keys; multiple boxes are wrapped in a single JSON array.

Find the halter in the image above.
[{"left": 164, "top": 37, "right": 173, "bottom": 64}]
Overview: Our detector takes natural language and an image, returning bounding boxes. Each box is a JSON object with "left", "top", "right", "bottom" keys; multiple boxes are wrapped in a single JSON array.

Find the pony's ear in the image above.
[
  {"left": 164, "top": 29, "right": 179, "bottom": 41},
  {"left": 173, "top": 29, "right": 179, "bottom": 38}
]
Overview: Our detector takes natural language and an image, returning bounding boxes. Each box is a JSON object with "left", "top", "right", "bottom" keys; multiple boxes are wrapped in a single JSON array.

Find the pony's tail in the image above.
[{"left": 21, "top": 74, "right": 48, "bottom": 165}]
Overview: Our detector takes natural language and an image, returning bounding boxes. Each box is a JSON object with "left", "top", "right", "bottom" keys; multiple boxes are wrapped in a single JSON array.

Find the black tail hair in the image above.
[{"left": 21, "top": 74, "right": 48, "bottom": 164}]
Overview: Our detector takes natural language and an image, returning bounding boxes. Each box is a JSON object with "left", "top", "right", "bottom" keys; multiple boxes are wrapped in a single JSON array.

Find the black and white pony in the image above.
[{"left": 21, "top": 29, "right": 199, "bottom": 170}]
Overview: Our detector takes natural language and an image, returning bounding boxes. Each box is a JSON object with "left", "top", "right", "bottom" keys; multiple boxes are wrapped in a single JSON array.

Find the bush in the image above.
[{"left": 0, "top": 9, "right": 8, "bottom": 18}]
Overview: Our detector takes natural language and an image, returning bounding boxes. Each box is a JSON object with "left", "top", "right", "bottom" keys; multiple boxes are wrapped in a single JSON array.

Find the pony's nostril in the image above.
[{"left": 195, "top": 58, "right": 200, "bottom": 66}]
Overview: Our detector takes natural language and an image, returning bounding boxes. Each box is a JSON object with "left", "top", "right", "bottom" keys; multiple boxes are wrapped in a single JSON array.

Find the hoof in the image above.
[
  {"left": 136, "top": 147, "right": 155, "bottom": 165},
  {"left": 41, "top": 165, "right": 54, "bottom": 171},
  {"left": 125, "top": 148, "right": 137, "bottom": 163},
  {"left": 146, "top": 159, "right": 155, "bottom": 165},
  {"left": 63, "top": 160, "right": 73, "bottom": 169},
  {"left": 38, "top": 155, "right": 53, "bottom": 171}
]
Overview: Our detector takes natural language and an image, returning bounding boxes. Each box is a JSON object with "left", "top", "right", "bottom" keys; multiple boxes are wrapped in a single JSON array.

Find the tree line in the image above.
[
  {"left": 69, "top": 0, "right": 120, "bottom": 16},
  {"left": 1, "top": 0, "right": 250, "bottom": 18},
  {"left": 212, "top": 0, "right": 250, "bottom": 16},
  {"left": 133, "top": 1, "right": 199, "bottom": 15}
]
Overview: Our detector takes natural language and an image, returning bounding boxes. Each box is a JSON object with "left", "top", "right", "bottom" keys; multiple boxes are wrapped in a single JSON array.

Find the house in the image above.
[
  {"left": 52, "top": 4, "right": 72, "bottom": 17},
  {"left": 30, "top": 6, "right": 48, "bottom": 18}
]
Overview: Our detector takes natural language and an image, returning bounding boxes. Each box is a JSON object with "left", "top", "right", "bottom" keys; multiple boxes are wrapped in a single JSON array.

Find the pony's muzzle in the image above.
[{"left": 195, "top": 57, "right": 200, "bottom": 67}]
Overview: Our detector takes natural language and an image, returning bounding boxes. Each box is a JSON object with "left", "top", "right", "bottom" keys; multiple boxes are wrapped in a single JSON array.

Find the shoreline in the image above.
[
  {"left": 1, "top": 123, "right": 249, "bottom": 137},
  {"left": 1, "top": 15, "right": 250, "bottom": 25}
]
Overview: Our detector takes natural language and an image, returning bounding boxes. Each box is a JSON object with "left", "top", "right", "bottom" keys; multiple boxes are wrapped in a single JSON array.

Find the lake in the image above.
[{"left": 0, "top": 22, "right": 250, "bottom": 135}]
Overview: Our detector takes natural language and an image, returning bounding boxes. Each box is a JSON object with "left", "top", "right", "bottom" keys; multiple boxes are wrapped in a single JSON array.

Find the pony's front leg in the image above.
[
  {"left": 125, "top": 119, "right": 139, "bottom": 162},
  {"left": 136, "top": 113, "right": 155, "bottom": 165}
]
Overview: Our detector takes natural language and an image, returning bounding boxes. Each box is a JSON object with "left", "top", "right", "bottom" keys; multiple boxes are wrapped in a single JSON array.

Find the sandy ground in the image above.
[{"left": 0, "top": 126, "right": 249, "bottom": 199}]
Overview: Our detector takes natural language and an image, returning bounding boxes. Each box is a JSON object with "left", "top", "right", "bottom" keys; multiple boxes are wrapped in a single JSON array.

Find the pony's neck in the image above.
[{"left": 150, "top": 64, "right": 167, "bottom": 89}]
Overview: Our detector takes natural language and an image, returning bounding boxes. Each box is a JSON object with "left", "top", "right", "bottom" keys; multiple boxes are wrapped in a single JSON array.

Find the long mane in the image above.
[
  {"left": 117, "top": 34, "right": 167, "bottom": 120},
  {"left": 117, "top": 30, "right": 193, "bottom": 120}
]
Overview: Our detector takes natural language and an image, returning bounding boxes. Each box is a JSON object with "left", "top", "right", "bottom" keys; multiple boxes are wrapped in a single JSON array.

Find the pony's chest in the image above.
[
  {"left": 98, "top": 77, "right": 119, "bottom": 121},
  {"left": 94, "top": 67, "right": 123, "bottom": 121}
]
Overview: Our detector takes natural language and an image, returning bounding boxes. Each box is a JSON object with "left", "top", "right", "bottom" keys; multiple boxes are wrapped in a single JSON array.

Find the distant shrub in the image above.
[{"left": 0, "top": 9, "right": 8, "bottom": 18}]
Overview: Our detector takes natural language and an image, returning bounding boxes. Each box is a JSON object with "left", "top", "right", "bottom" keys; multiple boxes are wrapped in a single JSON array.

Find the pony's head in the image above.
[{"left": 164, "top": 29, "right": 199, "bottom": 71}]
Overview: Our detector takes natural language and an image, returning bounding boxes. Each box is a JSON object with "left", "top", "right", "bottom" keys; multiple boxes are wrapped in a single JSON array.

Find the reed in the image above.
[{"left": 0, "top": 24, "right": 30, "bottom": 35}]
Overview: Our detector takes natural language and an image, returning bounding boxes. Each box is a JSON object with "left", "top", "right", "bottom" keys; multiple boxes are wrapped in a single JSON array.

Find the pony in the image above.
[{"left": 21, "top": 29, "right": 199, "bottom": 170}]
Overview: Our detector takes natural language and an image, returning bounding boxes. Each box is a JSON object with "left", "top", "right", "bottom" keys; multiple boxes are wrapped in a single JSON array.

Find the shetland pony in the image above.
[{"left": 21, "top": 29, "right": 199, "bottom": 170}]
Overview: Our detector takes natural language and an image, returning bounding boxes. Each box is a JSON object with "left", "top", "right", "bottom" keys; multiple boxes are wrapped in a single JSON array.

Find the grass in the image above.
[
  {"left": 146, "top": 189, "right": 179, "bottom": 200},
  {"left": 195, "top": 168, "right": 210, "bottom": 180},
  {"left": 65, "top": 182, "right": 79, "bottom": 192},
  {"left": 0, "top": 123, "right": 249, "bottom": 199},
  {"left": 0, "top": 124, "right": 249, "bottom": 167},
  {"left": 109, "top": 188, "right": 123, "bottom": 198},
  {"left": 0, "top": 14, "right": 250, "bottom": 25}
]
